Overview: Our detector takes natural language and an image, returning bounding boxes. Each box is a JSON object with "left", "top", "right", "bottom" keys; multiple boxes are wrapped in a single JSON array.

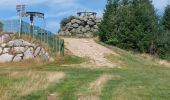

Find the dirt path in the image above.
[{"left": 64, "top": 38, "right": 118, "bottom": 67}]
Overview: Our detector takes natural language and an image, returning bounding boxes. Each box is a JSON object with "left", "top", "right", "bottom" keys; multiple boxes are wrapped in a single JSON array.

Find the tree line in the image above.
[{"left": 99, "top": 0, "right": 170, "bottom": 60}]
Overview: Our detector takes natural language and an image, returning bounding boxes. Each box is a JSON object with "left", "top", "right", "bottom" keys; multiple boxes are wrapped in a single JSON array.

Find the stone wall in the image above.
[
  {"left": 0, "top": 33, "right": 54, "bottom": 63},
  {"left": 58, "top": 14, "right": 102, "bottom": 38}
]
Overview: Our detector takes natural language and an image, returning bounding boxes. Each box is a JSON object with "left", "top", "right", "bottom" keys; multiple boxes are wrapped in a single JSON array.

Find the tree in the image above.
[
  {"left": 162, "top": 5, "right": 170, "bottom": 31},
  {"left": 98, "top": 0, "right": 119, "bottom": 44}
]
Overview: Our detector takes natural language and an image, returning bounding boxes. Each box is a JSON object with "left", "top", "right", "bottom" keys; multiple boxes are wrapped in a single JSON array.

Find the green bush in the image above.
[{"left": 60, "top": 16, "right": 76, "bottom": 28}]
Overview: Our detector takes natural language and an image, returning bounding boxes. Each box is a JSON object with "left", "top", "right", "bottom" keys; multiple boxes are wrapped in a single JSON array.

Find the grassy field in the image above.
[{"left": 0, "top": 45, "right": 170, "bottom": 100}]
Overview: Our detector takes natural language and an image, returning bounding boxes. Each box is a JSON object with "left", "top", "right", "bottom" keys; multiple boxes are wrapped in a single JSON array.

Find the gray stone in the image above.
[
  {"left": 71, "top": 19, "right": 77, "bottom": 24},
  {"left": 23, "top": 47, "right": 34, "bottom": 60},
  {"left": 87, "top": 21, "right": 95, "bottom": 26},
  {"left": 72, "top": 23, "right": 79, "bottom": 28},
  {"left": 0, "top": 34, "right": 11, "bottom": 44},
  {"left": 13, "top": 39, "right": 24, "bottom": 47},
  {"left": 7, "top": 41, "right": 14, "bottom": 47},
  {"left": 39, "top": 48, "right": 45, "bottom": 56},
  {"left": 0, "top": 47, "right": 2, "bottom": 54},
  {"left": 85, "top": 25, "right": 90, "bottom": 31},
  {"left": 1, "top": 43, "right": 7, "bottom": 48},
  {"left": 81, "top": 28, "right": 87, "bottom": 33},
  {"left": 75, "top": 19, "right": 81, "bottom": 24},
  {"left": 13, "top": 55, "right": 22, "bottom": 62},
  {"left": 94, "top": 25, "right": 98, "bottom": 29},
  {"left": 0, "top": 53, "right": 14, "bottom": 63},
  {"left": 3, "top": 48, "right": 10, "bottom": 53},
  {"left": 12, "top": 47, "right": 25, "bottom": 54},
  {"left": 34, "top": 47, "right": 41, "bottom": 57}
]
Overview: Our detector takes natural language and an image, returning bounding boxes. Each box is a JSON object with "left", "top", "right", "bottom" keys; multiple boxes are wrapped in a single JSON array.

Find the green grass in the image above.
[{"left": 0, "top": 43, "right": 170, "bottom": 100}]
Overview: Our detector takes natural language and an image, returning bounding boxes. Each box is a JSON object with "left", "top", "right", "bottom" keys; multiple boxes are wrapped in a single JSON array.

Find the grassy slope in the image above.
[{"left": 0, "top": 42, "right": 170, "bottom": 100}]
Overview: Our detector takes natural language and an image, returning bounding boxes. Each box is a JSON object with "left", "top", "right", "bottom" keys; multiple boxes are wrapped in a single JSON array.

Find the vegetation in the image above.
[
  {"left": 60, "top": 16, "right": 76, "bottom": 28},
  {"left": 0, "top": 44, "right": 170, "bottom": 100},
  {"left": 99, "top": 0, "right": 170, "bottom": 60}
]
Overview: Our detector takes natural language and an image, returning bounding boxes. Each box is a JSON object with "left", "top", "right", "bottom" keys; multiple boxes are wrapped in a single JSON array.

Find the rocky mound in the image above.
[
  {"left": 58, "top": 14, "right": 101, "bottom": 38},
  {"left": 0, "top": 33, "right": 54, "bottom": 63}
]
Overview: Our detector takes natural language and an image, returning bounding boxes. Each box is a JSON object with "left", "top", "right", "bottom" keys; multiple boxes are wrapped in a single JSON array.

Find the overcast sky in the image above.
[{"left": 0, "top": 0, "right": 169, "bottom": 33}]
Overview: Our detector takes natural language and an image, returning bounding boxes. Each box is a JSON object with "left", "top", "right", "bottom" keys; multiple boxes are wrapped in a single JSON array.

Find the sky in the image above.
[{"left": 0, "top": 0, "right": 169, "bottom": 33}]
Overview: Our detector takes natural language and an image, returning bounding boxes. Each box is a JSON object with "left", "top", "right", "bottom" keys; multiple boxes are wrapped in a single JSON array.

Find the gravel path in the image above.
[{"left": 64, "top": 38, "right": 118, "bottom": 67}]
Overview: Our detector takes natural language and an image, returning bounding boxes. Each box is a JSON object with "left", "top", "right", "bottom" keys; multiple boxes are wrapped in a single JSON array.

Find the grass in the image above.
[{"left": 0, "top": 42, "right": 170, "bottom": 100}]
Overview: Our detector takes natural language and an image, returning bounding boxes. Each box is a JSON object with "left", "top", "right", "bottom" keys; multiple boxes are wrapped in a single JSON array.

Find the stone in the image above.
[
  {"left": 13, "top": 54, "right": 22, "bottom": 62},
  {"left": 1, "top": 43, "right": 7, "bottom": 48},
  {"left": 34, "top": 47, "right": 41, "bottom": 57},
  {"left": 85, "top": 25, "right": 90, "bottom": 31},
  {"left": 13, "top": 39, "right": 24, "bottom": 47},
  {"left": 75, "top": 19, "right": 81, "bottom": 24},
  {"left": 0, "top": 53, "right": 14, "bottom": 63},
  {"left": 71, "top": 19, "right": 77, "bottom": 24},
  {"left": 72, "top": 23, "right": 79, "bottom": 28},
  {"left": 87, "top": 20, "right": 95, "bottom": 26},
  {"left": 0, "top": 34, "right": 11, "bottom": 44},
  {"left": 12, "top": 47, "right": 25, "bottom": 54},
  {"left": 3, "top": 48, "right": 10, "bottom": 53},
  {"left": 81, "top": 28, "right": 87, "bottom": 33},
  {"left": 0, "top": 47, "right": 2, "bottom": 54},
  {"left": 94, "top": 25, "right": 98, "bottom": 29},
  {"left": 39, "top": 48, "right": 45, "bottom": 56},
  {"left": 95, "top": 18, "right": 102, "bottom": 23},
  {"left": 23, "top": 47, "right": 34, "bottom": 60},
  {"left": 7, "top": 41, "right": 14, "bottom": 47},
  {"left": 40, "top": 52, "right": 50, "bottom": 61}
]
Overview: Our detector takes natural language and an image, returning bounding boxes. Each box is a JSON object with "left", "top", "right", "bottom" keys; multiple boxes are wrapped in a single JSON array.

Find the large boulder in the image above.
[
  {"left": 0, "top": 34, "right": 11, "bottom": 44},
  {"left": 23, "top": 47, "right": 34, "bottom": 60},
  {"left": 0, "top": 53, "right": 14, "bottom": 63}
]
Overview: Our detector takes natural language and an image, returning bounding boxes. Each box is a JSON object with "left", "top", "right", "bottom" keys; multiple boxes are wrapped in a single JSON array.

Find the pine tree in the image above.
[
  {"left": 162, "top": 5, "right": 170, "bottom": 31},
  {"left": 98, "top": 0, "right": 119, "bottom": 43}
]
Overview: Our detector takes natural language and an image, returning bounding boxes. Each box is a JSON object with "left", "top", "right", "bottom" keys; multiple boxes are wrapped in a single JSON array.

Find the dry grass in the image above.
[
  {"left": 140, "top": 53, "right": 170, "bottom": 68},
  {"left": 0, "top": 71, "right": 66, "bottom": 100},
  {"left": 78, "top": 74, "right": 121, "bottom": 100}
]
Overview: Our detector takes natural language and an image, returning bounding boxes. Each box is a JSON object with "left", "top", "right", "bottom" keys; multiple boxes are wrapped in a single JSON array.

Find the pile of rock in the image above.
[
  {"left": 0, "top": 33, "right": 54, "bottom": 63},
  {"left": 59, "top": 14, "right": 102, "bottom": 38}
]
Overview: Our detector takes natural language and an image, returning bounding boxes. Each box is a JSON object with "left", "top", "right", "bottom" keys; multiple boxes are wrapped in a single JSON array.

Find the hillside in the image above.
[{"left": 0, "top": 38, "right": 170, "bottom": 100}]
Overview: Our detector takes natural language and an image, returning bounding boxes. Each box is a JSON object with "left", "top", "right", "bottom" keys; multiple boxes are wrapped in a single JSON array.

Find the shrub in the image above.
[{"left": 60, "top": 16, "right": 76, "bottom": 28}]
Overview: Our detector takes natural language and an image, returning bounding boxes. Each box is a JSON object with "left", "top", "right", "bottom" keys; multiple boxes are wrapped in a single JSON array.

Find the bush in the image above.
[{"left": 60, "top": 16, "right": 76, "bottom": 28}]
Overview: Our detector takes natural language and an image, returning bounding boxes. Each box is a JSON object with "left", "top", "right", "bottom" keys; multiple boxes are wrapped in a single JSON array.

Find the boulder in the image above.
[
  {"left": 13, "top": 39, "right": 24, "bottom": 47},
  {"left": 81, "top": 28, "right": 87, "bottom": 33},
  {"left": 23, "top": 47, "right": 34, "bottom": 60},
  {"left": 0, "top": 47, "right": 2, "bottom": 54},
  {"left": 1, "top": 43, "right": 7, "bottom": 48},
  {"left": 72, "top": 23, "right": 79, "bottom": 28},
  {"left": 34, "top": 47, "right": 41, "bottom": 57},
  {"left": 0, "top": 34, "right": 11, "bottom": 44},
  {"left": 71, "top": 19, "right": 77, "bottom": 24},
  {"left": 87, "top": 20, "right": 95, "bottom": 26},
  {"left": 0, "top": 53, "right": 14, "bottom": 63},
  {"left": 13, "top": 54, "right": 23, "bottom": 62},
  {"left": 3, "top": 48, "right": 10, "bottom": 53},
  {"left": 12, "top": 47, "right": 25, "bottom": 54}
]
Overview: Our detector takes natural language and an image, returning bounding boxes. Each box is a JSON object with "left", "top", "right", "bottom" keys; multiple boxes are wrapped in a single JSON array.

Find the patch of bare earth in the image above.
[
  {"left": 64, "top": 38, "right": 119, "bottom": 68},
  {"left": 78, "top": 74, "right": 121, "bottom": 100}
]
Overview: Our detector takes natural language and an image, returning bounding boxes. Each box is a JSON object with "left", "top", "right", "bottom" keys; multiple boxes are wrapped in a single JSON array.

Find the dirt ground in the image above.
[{"left": 63, "top": 38, "right": 118, "bottom": 67}]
